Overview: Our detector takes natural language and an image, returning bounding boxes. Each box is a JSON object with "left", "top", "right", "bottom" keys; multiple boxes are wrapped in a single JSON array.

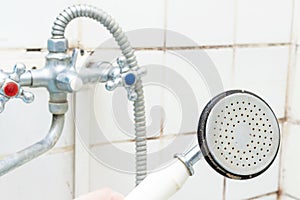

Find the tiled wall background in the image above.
[{"left": 0, "top": 0, "right": 299, "bottom": 200}]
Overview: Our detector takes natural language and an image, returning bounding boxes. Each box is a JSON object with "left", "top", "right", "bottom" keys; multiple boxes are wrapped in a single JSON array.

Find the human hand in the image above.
[{"left": 75, "top": 188, "right": 124, "bottom": 200}]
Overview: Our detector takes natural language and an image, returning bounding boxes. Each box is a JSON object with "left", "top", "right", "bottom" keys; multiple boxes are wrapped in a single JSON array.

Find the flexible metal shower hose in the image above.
[{"left": 51, "top": 4, "right": 147, "bottom": 185}]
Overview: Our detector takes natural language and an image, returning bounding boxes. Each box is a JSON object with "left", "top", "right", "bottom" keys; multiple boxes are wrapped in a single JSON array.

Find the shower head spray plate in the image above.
[{"left": 198, "top": 90, "right": 280, "bottom": 179}]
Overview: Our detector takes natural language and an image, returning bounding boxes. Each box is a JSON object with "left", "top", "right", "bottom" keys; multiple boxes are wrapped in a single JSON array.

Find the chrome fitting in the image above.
[
  {"left": 47, "top": 38, "right": 68, "bottom": 53},
  {"left": 48, "top": 93, "right": 68, "bottom": 114},
  {"left": 105, "top": 56, "right": 147, "bottom": 101},
  {"left": 0, "top": 63, "right": 34, "bottom": 113},
  {"left": 48, "top": 102, "right": 68, "bottom": 115},
  {"left": 174, "top": 145, "right": 203, "bottom": 176}
]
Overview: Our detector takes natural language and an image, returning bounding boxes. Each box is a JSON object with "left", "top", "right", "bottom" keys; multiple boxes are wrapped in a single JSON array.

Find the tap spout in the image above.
[{"left": 0, "top": 114, "right": 65, "bottom": 176}]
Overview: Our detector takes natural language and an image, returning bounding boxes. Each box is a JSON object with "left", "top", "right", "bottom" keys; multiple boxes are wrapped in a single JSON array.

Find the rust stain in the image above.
[{"left": 160, "top": 117, "right": 164, "bottom": 138}]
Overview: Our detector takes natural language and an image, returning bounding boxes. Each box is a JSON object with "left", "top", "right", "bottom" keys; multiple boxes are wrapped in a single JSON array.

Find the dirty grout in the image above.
[
  {"left": 0, "top": 42, "right": 290, "bottom": 54},
  {"left": 278, "top": 0, "right": 297, "bottom": 198},
  {"left": 242, "top": 191, "right": 277, "bottom": 200},
  {"left": 89, "top": 131, "right": 196, "bottom": 148}
]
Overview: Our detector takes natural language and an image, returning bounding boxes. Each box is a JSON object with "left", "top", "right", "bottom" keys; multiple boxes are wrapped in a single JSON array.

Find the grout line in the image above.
[
  {"left": 160, "top": 117, "right": 164, "bottom": 137},
  {"left": 47, "top": 145, "right": 74, "bottom": 155},
  {"left": 278, "top": 0, "right": 297, "bottom": 198},
  {"left": 278, "top": 117, "right": 286, "bottom": 124},
  {"left": 277, "top": 122, "right": 287, "bottom": 200},
  {"left": 89, "top": 118, "right": 286, "bottom": 148},
  {"left": 222, "top": 177, "right": 226, "bottom": 200},
  {"left": 231, "top": 0, "right": 238, "bottom": 87},
  {"left": 283, "top": 0, "right": 297, "bottom": 123},
  {"left": 89, "top": 131, "right": 196, "bottom": 148},
  {"left": 132, "top": 42, "right": 290, "bottom": 51},
  {"left": 161, "top": 0, "right": 168, "bottom": 137},
  {"left": 71, "top": 93, "right": 76, "bottom": 199},
  {"left": 285, "top": 117, "right": 300, "bottom": 125},
  {"left": 0, "top": 42, "right": 290, "bottom": 53},
  {"left": 243, "top": 191, "right": 277, "bottom": 200}
]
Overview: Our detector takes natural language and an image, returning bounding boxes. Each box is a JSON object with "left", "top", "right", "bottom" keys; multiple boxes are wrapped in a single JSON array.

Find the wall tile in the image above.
[
  {"left": 233, "top": 46, "right": 289, "bottom": 119},
  {"left": 0, "top": 0, "right": 81, "bottom": 49},
  {"left": 292, "top": 0, "right": 300, "bottom": 45},
  {"left": 88, "top": 145, "right": 135, "bottom": 196},
  {"left": 281, "top": 194, "right": 299, "bottom": 200},
  {"left": 235, "top": 0, "right": 293, "bottom": 44},
  {"left": 281, "top": 123, "right": 300, "bottom": 199},
  {"left": 166, "top": 0, "right": 235, "bottom": 46},
  {"left": 287, "top": 47, "right": 300, "bottom": 120},
  {"left": 160, "top": 49, "right": 225, "bottom": 135},
  {"left": 77, "top": 0, "right": 165, "bottom": 49},
  {"left": 205, "top": 48, "right": 234, "bottom": 90},
  {"left": 0, "top": 152, "right": 74, "bottom": 200}
]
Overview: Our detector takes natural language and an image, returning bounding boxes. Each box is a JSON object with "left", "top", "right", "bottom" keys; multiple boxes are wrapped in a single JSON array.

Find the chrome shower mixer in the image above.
[{"left": 0, "top": 4, "right": 147, "bottom": 185}]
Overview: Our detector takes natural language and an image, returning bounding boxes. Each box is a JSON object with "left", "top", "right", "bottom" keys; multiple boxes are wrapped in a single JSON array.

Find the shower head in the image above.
[
  {"left": 197, "top": 90, "right": 280, "bottom": 179},
  {"left": 126, "top": 90, "right": 280, "bottom": 199}
]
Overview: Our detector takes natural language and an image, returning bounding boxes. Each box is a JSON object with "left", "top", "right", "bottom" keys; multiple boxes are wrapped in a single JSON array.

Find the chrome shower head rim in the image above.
[{"left": 197, "top": 90, "right": 280, "bottom": 180}]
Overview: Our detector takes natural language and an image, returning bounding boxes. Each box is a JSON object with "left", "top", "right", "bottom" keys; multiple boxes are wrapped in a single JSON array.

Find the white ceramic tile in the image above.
[
  {"left": 235, "top": 0, "right": 293, "bottom": 44},
  {"left": 225, "top": 155, "right": 279, "bottom": 200},
  {"left": 166, "top": 0, "right": 235, "bottom": 46},
  {"left": 0, "top": 50, "right": 47, "bottom": 70},
  {"left": 74, "top": 136, "right": 91, "bottom": 197},
  {"left": 0, "top": 0, "right": 80, "bottom": 49},
  {"left": 0, "top": 151, "right": 74, "bottom": 200},
  {"left": 233, "top": 47, "right": 289, "bottom": 119},
  {"left": 205, "top": 48, "right": 234, "bottom": 90},
  {"left": 160, "top": 49, "right": 230, "bottom": 135},
  {"left": 281, "top": 195, "right": 298, "bottom": 200},
  {"left": 281, "top": 123, "right": 300, "bottom": 198},
  {"left": 88, "top": 149, "right": 135, "bottom": 196},
  {"left": 78, "top": 0, "right": 165, "bottom": 49},
  {"left": 292, "top": 0, "right": 300, "bottom": 45},
  {"left": 286, "top": 47, "right": 300, "bottom": 120}
]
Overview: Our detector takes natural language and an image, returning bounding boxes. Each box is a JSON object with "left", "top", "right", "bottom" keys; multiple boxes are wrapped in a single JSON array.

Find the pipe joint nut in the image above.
[
  {"left": 47, "top": 38, "right": 68, "bottom": 53},
  {"left": 48, "top": 101, "right": 68, "bottom": 114}
]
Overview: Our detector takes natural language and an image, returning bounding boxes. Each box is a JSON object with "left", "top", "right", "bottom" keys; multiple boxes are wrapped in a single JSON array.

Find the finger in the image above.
[
  {"left": 75, "top": 188, "right": 112, "bottom": 200},
  {"left": 111, "top": 191, "right": 125, "bottom": 200}
]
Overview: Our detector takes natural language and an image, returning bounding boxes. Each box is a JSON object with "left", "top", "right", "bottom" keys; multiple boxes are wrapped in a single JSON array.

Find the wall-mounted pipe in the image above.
[{"left": 0, "top": 114, "right": 65, "bottom": 176}]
